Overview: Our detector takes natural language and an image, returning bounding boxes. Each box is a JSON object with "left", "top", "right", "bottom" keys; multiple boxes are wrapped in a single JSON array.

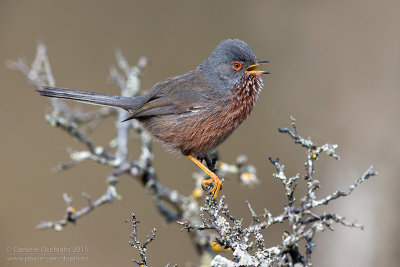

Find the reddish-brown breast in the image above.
[{"left": 147, "top": 74, "right": 263, "bottom": 158}]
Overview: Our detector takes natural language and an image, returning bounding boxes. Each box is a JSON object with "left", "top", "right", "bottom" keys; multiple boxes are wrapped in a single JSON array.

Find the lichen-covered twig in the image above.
[{"left": 178, "top": 117, "right": 377, "bottom": 266}]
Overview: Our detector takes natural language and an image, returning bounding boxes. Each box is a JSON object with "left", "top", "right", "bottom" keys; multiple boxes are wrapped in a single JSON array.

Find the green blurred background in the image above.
[{"left": 1, "top": 0, "right": 399, "bottom": 266}]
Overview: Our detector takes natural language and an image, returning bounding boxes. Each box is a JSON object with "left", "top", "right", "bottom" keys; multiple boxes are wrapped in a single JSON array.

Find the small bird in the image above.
[{"left": 37, "top": 39, "right": 269, "bottom": 200}]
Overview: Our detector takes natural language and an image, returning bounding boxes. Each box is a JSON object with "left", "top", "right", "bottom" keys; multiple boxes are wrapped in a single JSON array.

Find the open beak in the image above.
[{"left": 244, "top": 60, "right": 270, "bottom": 75}]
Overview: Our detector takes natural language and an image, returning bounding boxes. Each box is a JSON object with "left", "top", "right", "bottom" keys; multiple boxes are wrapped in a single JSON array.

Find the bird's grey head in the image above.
[{"left": 198, "top": 39, "right": 268, "bottom": 93}]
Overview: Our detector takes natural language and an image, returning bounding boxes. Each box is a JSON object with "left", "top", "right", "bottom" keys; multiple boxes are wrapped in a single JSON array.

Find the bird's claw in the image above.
[
  {"left": 201, "top": 177, "right": 223, "bottom": 200},
  {"left": 201, "top": 182, "right": 214, "bottom": 192}
]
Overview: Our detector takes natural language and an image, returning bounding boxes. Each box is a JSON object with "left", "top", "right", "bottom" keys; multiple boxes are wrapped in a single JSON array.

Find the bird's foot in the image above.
[
  {"left": 187, "top": 154, "right": 223, "bottom": 200},
  {"left": 201, "top": 175, "right": 223, "bottom": 200}
]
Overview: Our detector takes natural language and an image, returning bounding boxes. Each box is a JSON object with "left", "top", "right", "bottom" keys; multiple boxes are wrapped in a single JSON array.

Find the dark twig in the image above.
[{"left": 126, "top": 212, "right": 156, "bottom": 267}]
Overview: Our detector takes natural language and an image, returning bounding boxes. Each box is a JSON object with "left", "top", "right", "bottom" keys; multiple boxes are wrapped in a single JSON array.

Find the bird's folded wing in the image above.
[
  {"left": 128, "top": 88, "right": 207, "bottom": 118},
  {"left": 125, "top": 71, "right": 216, "bottom": 119}
]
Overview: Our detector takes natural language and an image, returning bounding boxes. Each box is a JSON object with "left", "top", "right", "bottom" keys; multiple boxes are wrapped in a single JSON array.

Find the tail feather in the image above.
[{"left": 37, "top": 86, "right": 143, "bottom": 110}]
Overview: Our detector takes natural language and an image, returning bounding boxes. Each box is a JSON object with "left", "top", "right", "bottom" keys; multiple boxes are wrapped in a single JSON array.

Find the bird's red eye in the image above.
[{"left": 232, "top": 61, "right": 242, "bottom": 70}]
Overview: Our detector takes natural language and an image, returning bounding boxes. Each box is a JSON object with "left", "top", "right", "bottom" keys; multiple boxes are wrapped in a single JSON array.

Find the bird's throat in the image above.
[{"left": 230, "top": 74, "right": 263, "bottom": 118}]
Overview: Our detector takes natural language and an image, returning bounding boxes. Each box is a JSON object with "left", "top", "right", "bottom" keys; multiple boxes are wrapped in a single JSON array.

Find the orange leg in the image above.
[{"left": 187, "top": 155, "right": 222, "bottom": 200}]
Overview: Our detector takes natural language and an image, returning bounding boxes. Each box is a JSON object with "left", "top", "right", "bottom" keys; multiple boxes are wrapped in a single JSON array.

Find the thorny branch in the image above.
[
  {"left": 125, "top": 212, "right": 177, "bottom": 267},
  {"left": 10, "top": 45, "right": 378, "bottom": 266},
  {"left": 178, "top": 118, "right": 377, "bottom": 266}
]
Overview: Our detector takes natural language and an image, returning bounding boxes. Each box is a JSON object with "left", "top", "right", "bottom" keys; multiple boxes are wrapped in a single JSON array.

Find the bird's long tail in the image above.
[{"left": 37, "top": 86, "right": 143, "bottom": 109}]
